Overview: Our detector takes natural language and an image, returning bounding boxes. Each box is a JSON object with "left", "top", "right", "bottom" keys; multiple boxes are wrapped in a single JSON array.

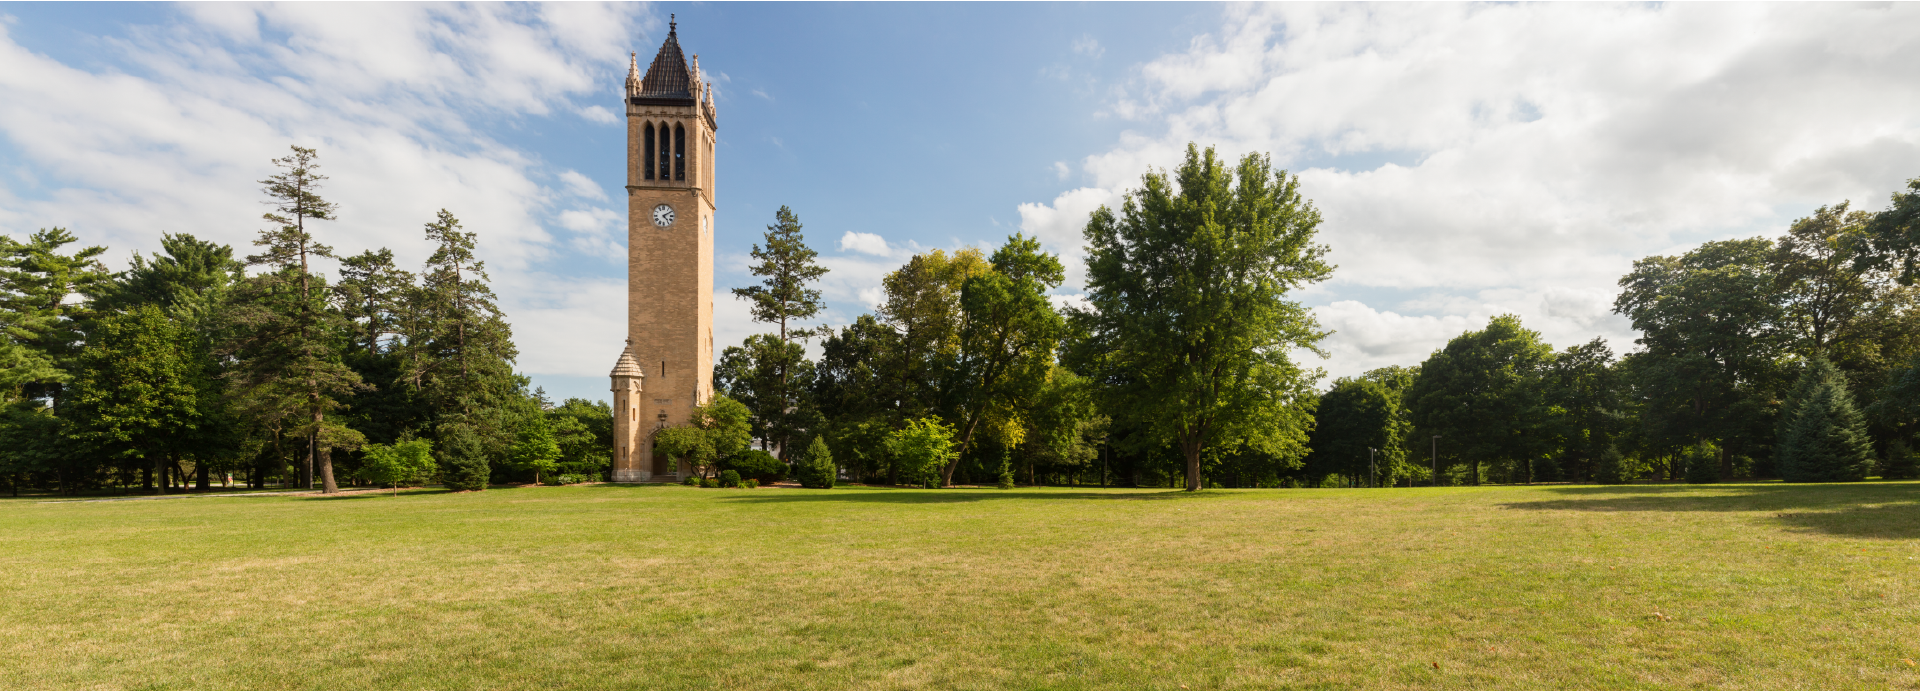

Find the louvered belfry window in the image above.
[
  {"left": 674, "top": 123, "right": 686, "bottom": 181},
  {"left": 643, "top": 124, "right": 656, "bottom": 181}
]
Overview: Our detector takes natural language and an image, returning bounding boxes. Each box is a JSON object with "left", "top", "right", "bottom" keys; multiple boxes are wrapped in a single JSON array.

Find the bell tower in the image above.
[{"left": 610, "top": 16, "right": 717, "bottom": 483}]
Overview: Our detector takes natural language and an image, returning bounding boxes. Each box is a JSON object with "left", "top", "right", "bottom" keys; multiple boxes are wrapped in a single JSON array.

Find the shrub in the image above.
[
  {"left": 886, "top": 417, "right": 959, "bottom": 488},
  {"left": 719, "top": 470, "right": 741, "bottom": 488},
  {"left": 722, "top": 449, "right": 785, "bottom": 485},
  {"left": 1684, "top": 442, "right": 1720, "bottom": 484},
  {"left": 996, "top": 470, "right": 1015, "bottom": 490},
  {"left": 700, "top": 477, "right": 719, "bottom": 488},
  {"left": 682, "top": 476, "right": 699, "bottom": 486},
  {"left": 743, "top": 478, "right": 758, "bottom": 489},
  {"left": 796, "top": 436, "right": 836, "bottom": 489},
  {"left": 1595, "top": 445, "right": 1635, "bottom": 485}
]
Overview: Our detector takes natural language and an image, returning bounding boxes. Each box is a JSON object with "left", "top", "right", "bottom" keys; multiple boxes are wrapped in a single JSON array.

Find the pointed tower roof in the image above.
[
  {"left": 610, "top": 340, "right": 646, "bottom": 379},
  {"left": 636, "top": 15, "right": 694, "bottom": 102}
]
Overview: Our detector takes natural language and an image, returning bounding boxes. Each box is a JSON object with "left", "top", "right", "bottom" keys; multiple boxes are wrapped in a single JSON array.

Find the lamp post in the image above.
[
  {"left": 1368, "top": 447, "right": 1377, "bottom": 488},
  {"left": 1431, "top": 435, "right": 1442, "bottom": 487}
]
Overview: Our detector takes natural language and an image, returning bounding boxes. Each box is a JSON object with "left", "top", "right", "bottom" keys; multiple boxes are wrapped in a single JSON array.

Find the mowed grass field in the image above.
[{"left": 4, "top": 482, "right": 1919, "bottom": 690}]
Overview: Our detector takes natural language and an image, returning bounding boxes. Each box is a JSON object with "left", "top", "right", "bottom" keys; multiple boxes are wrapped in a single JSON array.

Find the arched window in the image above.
[
  {"left": 643, "top": 124, "right": 655, "bottom": 181},
  {"left": 657, "top": 122, "right": 671, "bottom": 182},
  {"left": 674, "top": 123, "right": 686, "bottom": 181}
]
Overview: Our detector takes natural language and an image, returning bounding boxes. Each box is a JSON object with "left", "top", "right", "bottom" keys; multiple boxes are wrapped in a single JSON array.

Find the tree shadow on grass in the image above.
[
  {"left": 1498, "top": 482, "right": 1920, "bottom": 539},
  {"left": 712, "top": 487, "right": 1198, "bottom": 505}
]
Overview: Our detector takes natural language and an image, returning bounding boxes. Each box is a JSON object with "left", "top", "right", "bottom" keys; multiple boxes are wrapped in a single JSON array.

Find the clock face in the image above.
[{"left": 651, "top": 204, "right": 675, "bottom": 228}]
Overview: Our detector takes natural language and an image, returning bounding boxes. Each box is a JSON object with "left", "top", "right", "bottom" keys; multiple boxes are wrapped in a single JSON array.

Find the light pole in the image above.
[
  {"left": 1368, "top": 447, "right": 1377, "bottom": 488},
  {"left": 1431, "top": 435, "right": 1442, "bottom": 487}
]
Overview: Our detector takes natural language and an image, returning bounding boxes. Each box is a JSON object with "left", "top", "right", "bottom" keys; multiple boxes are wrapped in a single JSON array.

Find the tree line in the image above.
[
  {"left": 1305, "top": 176, "right": 1920, "bottom": 487},
  {"left": 12, "top": 141, "right": 1918, "bottom": 495},
  {"left": 0, "top": 146, "right": 611, "bottom": 496},
  {"left": 720, "top": 144, "right": 1920, "bottom": 491}
]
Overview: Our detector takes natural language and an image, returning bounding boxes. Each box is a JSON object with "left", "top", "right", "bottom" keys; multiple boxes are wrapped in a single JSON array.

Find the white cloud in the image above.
[
  {"left": 557, "top": 169, "right": 607, "bottom": 201},
  {"left": 1044, "top": 3, "right": 1920, "bottom": 378},
  {"left": 0, "top": 4, "right": 649, "bottom": 388},
  {"left": 837, "top": 230, "right": 891, "bottom": 256},
  {"left": 1052, "top": 161, "right": 1070, "bottom": 180},
  {"left": 576, "top": 104, "right": 617, "bottom": 124},
  {"left": 1073, "top": 35, "right": 1104, "bottom": 59}
]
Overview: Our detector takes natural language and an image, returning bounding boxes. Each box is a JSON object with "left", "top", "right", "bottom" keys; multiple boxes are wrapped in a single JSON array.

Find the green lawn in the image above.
[{"left": 4, "top": 482, "right": 1918, "bottom": 690}]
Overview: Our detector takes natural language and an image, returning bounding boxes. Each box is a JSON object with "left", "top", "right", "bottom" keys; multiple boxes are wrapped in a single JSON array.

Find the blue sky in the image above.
[{"left": 3, "top": 3, "right": 1919, "bottom": 405}]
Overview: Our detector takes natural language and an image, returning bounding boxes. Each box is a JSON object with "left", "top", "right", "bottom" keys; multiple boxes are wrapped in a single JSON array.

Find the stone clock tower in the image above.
[{"left": 610, "top": 17, "right": 717, "bottom": 482}]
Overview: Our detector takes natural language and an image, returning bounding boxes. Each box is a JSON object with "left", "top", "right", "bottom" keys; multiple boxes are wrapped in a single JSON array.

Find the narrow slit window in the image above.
[
  {"left": 643, "top": 125, "right": 655, "bottom": 180},
  {"left": 674, "top": 124, "right": 686, "bottom": 181}
]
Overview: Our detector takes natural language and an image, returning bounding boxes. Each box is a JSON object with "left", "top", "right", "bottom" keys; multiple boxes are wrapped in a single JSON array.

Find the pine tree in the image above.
[
  {"left": 231, "top": 146, "right": 363, "bottom": 493},
  {"left": 0, "top": 228, "right": 111, "bottom": 402},
  {"left": 730, "top": 206, "right": 828, "bottom": 460},
  {"left": 400, "top": 210, "right": 519, "bottom": 491},
  {"left": 796, "top": 435, "right": 835, "bottom": 488},
  {"left": 1777, "top": 358, "right": 1873, "bottom": 482}
]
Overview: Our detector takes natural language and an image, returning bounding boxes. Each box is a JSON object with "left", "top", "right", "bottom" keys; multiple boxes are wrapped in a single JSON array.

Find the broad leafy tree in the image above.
[
  {"left": 1070, "top": 144, "right": 1330, "bottom": 491},
  {"left": 938, "top": 234, "right": 1067, "bottom": 486},
  {"left": 1405, "top": 315, "right": 1555, "bottom": 485},
  {"left": 64, "top": 306, "right": 199, "bottom": 493}
]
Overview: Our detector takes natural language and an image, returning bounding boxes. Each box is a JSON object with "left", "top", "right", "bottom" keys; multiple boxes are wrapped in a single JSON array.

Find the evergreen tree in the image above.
[
  {"left": 1684, "top": 441, "right": 1720, "bottom": 484},
  {"left": 1777, "top": 358, "right": 1874, "bottom": 482},
  {"left": 0, "top": 228, "right": 111, "bottom": 402},
  {"left": 796, "top": 435, "right": 836, "bottom": 488},
  {"left": 231, "top": 146, "right": 363, "bottom": 493},
  {"left": 400, "top": 210, "right": 519, "bottom": 491},
  {"left": 729, "top": 206, "right": 829, "bottom": 460},
  {"left": 334, "top": 248, "right": 413, "bottom": 356}
]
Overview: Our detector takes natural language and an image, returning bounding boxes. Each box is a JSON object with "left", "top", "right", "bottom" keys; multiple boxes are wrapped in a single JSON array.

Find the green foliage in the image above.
[
  {"left": 715, "top": 334, "right": 818, "bottom": 455},
  {"left": 718, "top": 469, "right": 741, "bottom": 488},
  {"left": 1684, "top": 442, "right": 1720, "bottom": 484},
  {"left": 548, "top": 398, "right": 611, "bottom": 479},
  {"left": 731, "top": 206, "right": 828, "bottom": 340},
  {"left": 1070, "top": 144, "right": 1329, "bottom": 491},
  {"left": 682, "top": 475, "right": 699, "bottom": 486},
  {"left": 0, "top": 227, "right": 111, "bottom": 401},
  {"left": 509, "top": 413, "right": 561, "bottom": 483},
  {"left": 64, "top": 305, "right": 201, "bottom": 489},
  {"left": 436, "top": 422, "right": 489, "bottom": 491},
  {"left": 1594, "top": 445, "right": 1637, "bottom": 485},
  {"left": 1882, "top": 440, "right": 1918, "bottom": 480},
  {"left": 723, "top": 449, "right": 786, "bottom": 484},
  {"left": 1406, "top": 315, "right": 1555, "bottom": 485},
  {"left": 699, "top": 477, "right": 719, "bottom": 488},
  {"left": 1777, "top": 359, "right": 1874, "bottom": 482},
  {"left": 1308, "top": 377, "right": 1399, "bottom": 486},
  {"left": 887, "top": 417, "right": 958, "bottom": 488},
  {"left": 356, "top": 439, "right": 436, "bottom": 493},
  {"left": 653, "top": 426, "right": 713, "bottom": 478},
  {"left": 795, "top": 436, "right": 835, "bottom": 489}
]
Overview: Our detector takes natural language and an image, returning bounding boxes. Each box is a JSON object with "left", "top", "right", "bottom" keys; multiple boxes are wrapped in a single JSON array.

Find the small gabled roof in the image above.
[{"left": 637, "top": 18, "right": 694, "bottom": 101}]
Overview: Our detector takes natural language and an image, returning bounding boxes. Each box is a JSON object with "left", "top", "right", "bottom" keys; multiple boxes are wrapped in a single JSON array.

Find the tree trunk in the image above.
[
  {"left": 302, "top": 432, "right": 315, "bottom": 490},
  {"left": 1719, "top": 445, "right": 1732, "bottom": 479},
  {"left": 196, "top": 462, "right": 210, "bottom": 491},
  {"left": 154, "top": 456, "right": 166, "bottom": 494},
  {"left": 1183, "top": 438, "right": 1203, "bottom": 492},
  {"left": 319, "top": 445, "right": 338, "bottom": 493}
]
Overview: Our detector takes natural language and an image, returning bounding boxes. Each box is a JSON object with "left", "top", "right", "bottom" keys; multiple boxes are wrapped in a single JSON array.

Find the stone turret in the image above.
[{"left": 609, "top": 340, "right": 654, "bottom": 482}]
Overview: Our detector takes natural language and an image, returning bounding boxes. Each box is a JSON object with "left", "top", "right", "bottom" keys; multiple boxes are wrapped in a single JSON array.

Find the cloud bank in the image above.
[{"left": 1020, "top": 3, "right": 1920, "bottom": 379}]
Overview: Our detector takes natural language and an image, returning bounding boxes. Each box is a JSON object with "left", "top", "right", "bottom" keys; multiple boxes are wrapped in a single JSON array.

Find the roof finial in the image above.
[{"left": 669, "top": 14, "right": 676, "bottom": 35}]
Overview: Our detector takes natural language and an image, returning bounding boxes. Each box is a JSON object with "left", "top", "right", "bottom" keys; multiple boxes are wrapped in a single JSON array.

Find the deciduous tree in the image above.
[{"left": 1071, "top": 144, "right": 1330, "bottom": 491}]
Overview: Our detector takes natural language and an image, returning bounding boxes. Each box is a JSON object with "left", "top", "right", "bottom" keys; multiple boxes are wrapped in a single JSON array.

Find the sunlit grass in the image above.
[{"left": 3, "top": 481, "right": 1918, "bottom": 689}]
